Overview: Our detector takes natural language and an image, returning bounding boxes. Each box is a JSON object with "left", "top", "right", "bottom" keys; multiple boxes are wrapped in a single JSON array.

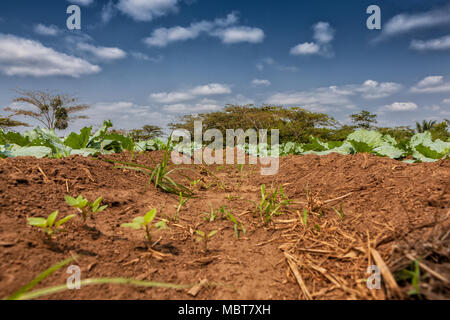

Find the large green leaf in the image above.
[
  {"left": 346, "top": 130, "right": 384, "bottom": 148},
  {"left": 373, "top": 143, "right": 405, "bottom": 159},
  {"left": 1, "top": 131, "right": 31, "bottom": 146},
  {"left": 64, "top": 126, "right": 92, "bottom": 149},
  {"left": 8, "top": 145, "right": 53, "bottom": 158},
  {"left": 409, "top": 131, "right": 450, "bottom": 162},
  {"left": 103, "top": 133, "right": 134, "bottom": 151},
  {"left": 87, "top": 120, "right": 113, "bottom": 147}
]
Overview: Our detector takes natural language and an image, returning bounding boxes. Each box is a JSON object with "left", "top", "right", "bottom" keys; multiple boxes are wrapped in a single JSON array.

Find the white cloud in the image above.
[
  {"left": 117, "top": 0, "right": 179, "bottom": 22},
  {"left": 150, "top": 83, "right": 231, "bottom": 103},
  {"left": 384, "top": 102, "right": 418, "bottom": 112},
  {"left": 382, "top": 6, "right": 450, "bottom": 38},
  {"left": 290, "top": 22, "right": 335, "bottom": 57},
  {"left": 228, "top": 94, "right": 255, "bottom": 106},
  {"left": 266, "top": 80, "right": 402, "bottom": 111},
  {"left": 150, "top": 92, "right": 194, "bottom": 104},
  {"left": 0, "top": 33, "right": 100, "bottom": 77},
  {"left": 442, "top": 98, "right": 450, "bottom": 104},
  {"left": 290, "top": 42, "right": 320, "bottom": 55},
  {"left": 163, "top": 101, "right": 222, "bottom": 113},
  {"left": 144, "top": 12, "right": 264, "bottom": 47},
  {"left": 76, "top": 43, "right": 127, "bottom": 61},
  {"left": 411, "top": 76, "right": 450, "bottom": 93},
  {"left": 417, "top": 76, "right": 443, "bottom": 87},
  {"left": 84, "top": 101, "right": 173, "bottom": 131},
  {"left": 424, "top": 105, "right": 440, "bottom": 111},
  {"left": 251, "top": 79, "right": 271, "bottom": 87},
  {"left": 67, "top": 0, "right": 94, "bottom": 6},
  {"left": 33, "top": 24, "right": 60, "bottom": 36},
  {"left": 211, "top": 26, "right": 264, "bottom": 44},
  {"left": 356, "top": 80, "right": 403, "bottom": 99},
  {"left": 130, "top": 51, "right": 163, "bottom": 62},
  {"left": 256, "top": 57, "right": 299, "bottom": 72},
  {"left": 410, "top": 35, "right": 450, "bottom": 51},
  {"left": 313, "top": 22, "right": 335, "bottom": 44},
  {"left": 266, "top": 87, "right": 352, "bottom": 112},
  {"left": 101, "top": 1, "right": 117, "bottom": 24},
  {"left": 144, "top": 23, "right": 211, "bottom": 47},
  {"left": 190, "top": 83, "right": 231, "bottom": 96}
]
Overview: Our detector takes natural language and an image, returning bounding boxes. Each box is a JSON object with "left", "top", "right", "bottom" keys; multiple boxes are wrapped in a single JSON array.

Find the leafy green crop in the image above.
[
  {"left": 121, "top": 208, "right": 168, "bottom": 247},
  {"left": 65, "top": 195, "right": 107, "bottom": 222},
  {"left": 1, "top": 125, "right": 449, "bottom": 162},
  {"left": 27, "top": 211, "right": 75, "bottom": 241}
]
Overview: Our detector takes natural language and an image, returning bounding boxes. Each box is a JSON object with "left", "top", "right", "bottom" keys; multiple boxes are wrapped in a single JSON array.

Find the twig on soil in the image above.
[
  {"left": 83, "top": 168, "right": 95, "bottom": 182},
  {"left": 256, "top": 236, "right": 279, "bottom": 247},
  {"left": 37, "top": 166, "right": 51, "bottom": 184},
  {"left": 323, "top": 192, "right": 353, "bottom": 204},
  {"left": 187, "top": 279, "right": 208, "bottom": 297},
  {"left": 370, "top": 248, "right": 403, "bottom": 298},
  {"left": 284, "top": 252, "right": 312, "bottom": 300}
]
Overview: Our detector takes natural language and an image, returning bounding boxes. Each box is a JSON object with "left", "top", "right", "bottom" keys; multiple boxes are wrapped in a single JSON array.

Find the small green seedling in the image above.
[
  {"left": 254, "top": 184, "right": 291, "bottom": 225},
  {"left": 27, "top": 211, "right": 75, "bottom": 241},
  {"left": 224, "top": 208, "right": 246, "bottom": 239},
  {"left": 121, "top": 209, "right": 167, "bottom": 248},
  {"left": 226, "top": 194, "right": 240, "bottom": 201},
  {"left": 203, "top": 203, "right": 217, "bottom": 222},
  {"left": 65, "top": 195, "right": 107, "bottom": 222},
  {"left": 195, "top": 230, "right": 218, "bottom": 252},
  {"left": 301, "top": 208, "right": 308, "bottom": 226},
  {"left": 332, "top": 203, "right": 344, "bottom": 219},
  {"left": 174, "top": 192, "right": 189, "bottom": 221},
  {"left": 396, "top": 260, "right": 422, "bottom": 298},
  {"left": 113, "top": 136, "right": 192, "bottom": 196},
  {"left": 190, "top": 179, "right": 201, "bottom": 186}
]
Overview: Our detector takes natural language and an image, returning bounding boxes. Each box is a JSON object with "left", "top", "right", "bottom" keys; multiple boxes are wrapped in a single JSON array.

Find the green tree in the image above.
[
  {"left": 430, "top": 121, "right": 449, "bottom": 141},
  {"left": 5, "top": 89, "right": 88, "bottom": 131},
  {"left": 169, "top": 105, "right": 337, "bottom": 143},
  {"left": 0, "top": 117, "right": 29, "bottom": 131},
  {"left": 377, "top": 126, "right": 415, "bottom": 141},
  {"left": 350, "top": 110, "right": 378, "bottom": 129},
  {"left": 129, "top": 125, "right": 163, "bottom": 141},
  {"left": 415, "top": 120, "right": 437, "bottom": 133}
]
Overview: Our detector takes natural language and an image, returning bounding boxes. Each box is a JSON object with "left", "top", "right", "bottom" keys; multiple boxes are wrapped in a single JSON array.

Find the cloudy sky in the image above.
[{"left": 0, "top": 0, "right": 449, "bottom": 133}]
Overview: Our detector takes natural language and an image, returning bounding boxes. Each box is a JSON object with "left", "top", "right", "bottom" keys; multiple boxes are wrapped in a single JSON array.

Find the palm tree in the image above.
[{"left": 415, "top": 120, "right": 437, "bottom": 133}]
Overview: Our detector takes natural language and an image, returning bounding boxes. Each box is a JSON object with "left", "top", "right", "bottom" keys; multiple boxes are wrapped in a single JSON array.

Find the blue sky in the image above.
[{"left": 0, "top": 0, "right": 449, "bottom": 133}]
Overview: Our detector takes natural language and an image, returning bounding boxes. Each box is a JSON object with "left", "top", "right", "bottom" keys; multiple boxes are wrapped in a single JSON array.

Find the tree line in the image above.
[{"left": 1, "top": 90, "right": 449, "bottom": 143}]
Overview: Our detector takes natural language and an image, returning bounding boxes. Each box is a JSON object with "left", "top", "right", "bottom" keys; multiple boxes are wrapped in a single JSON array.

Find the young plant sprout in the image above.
[
  {"left": 121, "top": 208, "right": 167, "bottom": 248},
  {"left": 112, "top": 136, "right": 192, "bottom": 196},
  {"left": 203, "top": 203, "right": 217, "bottom": 222},
  {"left": 301, "top": 208, "right": 308, "bottom": 226},
  {"left": 65, "top": 195, "right": 107, "bottom": 222},
  {"left": 254, "top": 184, "right": 291, "bottom": 225},
  {"left": 332, "top": 203, "right": 345, "bottom": 219},
  {"left": 195, "top": 230, "right": 218, "bottom": 252},
  {"left": 27, "top": 211, "right": 75, "bottom": 241},
  {"left": 223, "top": 207, "right": 246, "bottom": 239},
  {"left": 174, "top": 192, "right": 189, "bottom": 221}
]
